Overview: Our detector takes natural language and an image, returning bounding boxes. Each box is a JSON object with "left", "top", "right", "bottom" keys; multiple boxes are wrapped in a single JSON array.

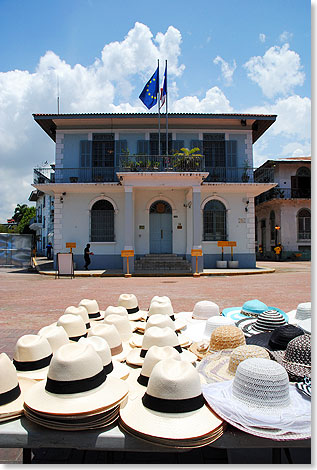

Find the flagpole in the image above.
[
  {"left": 165, "top": 60, "right": 168, "bottom": 157},
  {"left": 158, "top": 59, "right": 161, "bottom": 159}
]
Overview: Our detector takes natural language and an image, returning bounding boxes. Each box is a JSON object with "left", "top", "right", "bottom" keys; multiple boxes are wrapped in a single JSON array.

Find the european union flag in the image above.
[{"left": 139, "top": 67, "right": 159, "bottom": 110}]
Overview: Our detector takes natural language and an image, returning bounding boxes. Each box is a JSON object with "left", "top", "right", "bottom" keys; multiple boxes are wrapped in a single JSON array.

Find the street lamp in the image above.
[{"left": 275, "top": 225, "right": 281, "bottom": 245}]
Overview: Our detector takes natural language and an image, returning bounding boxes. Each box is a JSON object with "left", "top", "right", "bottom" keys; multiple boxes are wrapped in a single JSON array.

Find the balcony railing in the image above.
[
  {"left": 255, "top": 187, "right": 311, "bottom": 205},
  {"left": 119, "top": 155, "right": 205, "bottom": 172}
]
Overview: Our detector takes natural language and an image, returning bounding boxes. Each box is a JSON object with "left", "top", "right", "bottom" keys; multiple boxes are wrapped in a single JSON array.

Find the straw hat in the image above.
[
  {"left": 13, "top": 335, "right": 53, "bottom": 380},
  {"left": 120, "top": 358, "right": 223, "bottom": 441},
  {"left": 57, "top": 314, "right": 87, "bottom": 342},
  {"left": 64, "top": 306, "right": 91, "bottom": 329},
  {"left": 246, "top": 324, "right": 305, "bottom": 350},
  {"left": 270, "top": 334, "right": 311, "bottom": 381},
  {"left": 287, "top": 302, "right": 311, "bottom": 325},
  {"left": 222, "top": 299, "right": 288, "bottom": 323},
  {"left": 23, "top": 342, "right": 129, "bottom": 415},
  {"left": 78, "top": 336, "right": 130, "bottom": 380},
  {"left": 103, "top": 314, "right": 133, "bottom": 341},
  {"left": 236, "top": 310, "right": 287, "bottom": 337},
  {"left": 0, "top": 353, "right": 36, "bottom": 418},
  {"left": 190, "top": 325, "right": 246, "bottom": 360},
  {"left": 192, "top": 301, "right": 220, "bottom": 320},
  {"left": 118, "top": 294, "right": 147, "bottom": 321},
  {"left": 126, "top": 327, "right": 197, "bottom": 366},
  {"left": 147, "top": 301, "right": 187, "bottom": 331},
  {"left": 104, "top": 306, "right": 129, "bottom": 319},
  {"left": 197, "top": 345, "right": 270, "bottom": 383},
  {"left": 150, "top": 296, "right": 172, "bottom": 306},
  {"left": 78, "top": 299, "right": 105, "bottom": 321},
  {"left": 184, "top": 315, "right": 235, "bottom": 343},
  {"left": 202, "top": 358, "right": 311, "bottom": 439},
  {"left": 88, "top": 323, "right": 131, "bottom": 362},
  {"left": 38, "top": 325, "right": 69, "bottom": 353}
]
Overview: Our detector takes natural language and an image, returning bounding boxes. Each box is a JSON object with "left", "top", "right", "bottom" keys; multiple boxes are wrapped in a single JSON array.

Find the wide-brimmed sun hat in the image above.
[
  {"left": 236, "top": 310, "right": 287, "bottom": 337},
  {"left": 78, "top": 336, "right": 130, "bottom": 380},
  {"left": 104, "top": 306, "right": 129, "bottom": 319},
  {"left": 0, "top": 353, "right": 36, "bottom": 420},
  {"left": 38, "top": 325, "right": 70, "bottom": 353},
  {"left": 126, "top": 327, "right": 197, "bottom": 366},
  {"left": 23, "top": 342, "right": 129, "bottom": 416},
  {"left": 190, "top": 325, "right": 246, "bottom": 360},
  {"left": 78, "top": 299, "right": 105, "bottom": 321},
  {"left": 192, "top": 301, "right": 220, "bottom": 320},
  {"left": 118, "top": 294, "right": 147, "bottom": 321},
  {"left": 57, "top": 314, "right": 87, "bottom": 342},
  {"left": 88, "top": 323, "right": 131, "bottom": 362},
  {"left": 120, "top": 358, "right": 223, "bottom": 442},
  {"left": 202, "top": 358, "right": 311, "bottom": 440},
  {"left": 246, "top": 324, "right": 305, "bottom": 350},
  {"left": 64, "top": 306, "right": 91, "bottom": 329},
  {"left": 198, "top": 345, "right": 270, "bottom": 384},
  {"left": 147, "top": 301, "right": 187, "bottom": 331},
  {"left": 103, "top": 314, "right": 133, "bottom": 341},
  {"left": 270, "top": 334, "right": 311, "bottom": 381},
  {"left": 13, "top": 335, "right": 53, "bottom": 381},
  {"left": 222, "top": 299, "right": 288, "bottom": 323},
  {"left": 287, "top": 302, "right": 311, "bottom": 325}
]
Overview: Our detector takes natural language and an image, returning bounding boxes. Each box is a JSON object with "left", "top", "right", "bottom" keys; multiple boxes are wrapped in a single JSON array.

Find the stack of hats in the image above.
[
  {"left": 236, "top": 310, "right": 287, "bottom": 337},
  {"left": 269, "top": 334, "right": 311, "bottom": 382},
  {"left": 120, "top": 358, "right": 225, "bottom": 448},
  {"left": 0, "top": 353, "right": 36, "bottom": 423},
  {"left": 287, "top": 302, "right": 311, "bottom": 333},
  {"left": 88, "top": 323, "right": 132, "bottom": 362},
  {"left": 222, "top": 299, "right": 288, "bottom": 323},
  {"left": 23, "top": 342, "right": 129, "bottom": 431},
  {"left": 190, "top": 325, "right": 246, "bottom": 360},
  {"left": 202, "top": 358, "right": 311, "bottom": 440},
  {"left": 144, "top": 299, "right": 187, "bottom": 331},
  {"left": 78, "top": 299, "right": 105, "bottom": 322},
  {"left": 117, "top": 294, "right": 147, "bottom": 321},
  {"left": 64, "top": 305, "right": 91, "bottom": 330}
]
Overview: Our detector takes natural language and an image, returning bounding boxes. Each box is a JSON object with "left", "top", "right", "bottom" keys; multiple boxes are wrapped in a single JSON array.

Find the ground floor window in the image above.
[
  {"left": 91, "top": 200, "right": 114, "bottom": 242},
  {"left": 298, "top": 209, "right": 311, "bottom": 240},
  {"left": 203, "top": 200, "right": 227, "bottom": 241}
]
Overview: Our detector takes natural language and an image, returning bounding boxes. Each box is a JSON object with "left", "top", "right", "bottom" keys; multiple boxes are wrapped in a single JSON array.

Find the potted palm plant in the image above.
[{"left": 173, "top": 147, "right": 203, "bottom": 171}]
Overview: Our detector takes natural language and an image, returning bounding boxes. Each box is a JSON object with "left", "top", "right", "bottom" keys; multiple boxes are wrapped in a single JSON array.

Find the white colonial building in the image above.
[{"left": 31, "top": 113, "right": 277, "bottom": 272}]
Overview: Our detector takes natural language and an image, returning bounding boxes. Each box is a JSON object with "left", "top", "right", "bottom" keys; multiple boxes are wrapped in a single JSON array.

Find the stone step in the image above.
[{"left": 135, "top": 254, "right": 192, "bottom": 273}]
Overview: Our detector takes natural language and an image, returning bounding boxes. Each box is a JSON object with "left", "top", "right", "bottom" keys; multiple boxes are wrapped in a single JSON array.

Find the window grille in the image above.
[
  {"left": 298, "top": 209, "right": 311, "bottom": 240},
  {"left": 150, "top": 200, "right": 172, "bottom": 214},
  {"left": 91, "top": 200, "right": 114, "bottom": 242},
  {"left": 203, "top": 200, "right": 226, "bottom": 241}
]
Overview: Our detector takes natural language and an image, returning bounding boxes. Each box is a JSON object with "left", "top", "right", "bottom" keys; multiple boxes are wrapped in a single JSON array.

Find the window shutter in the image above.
[
  {"left": 80, "top": 141, "right": 91, "bottom": 167},
  {"left": 226, "top": 140, "right": 237, "bottom": 167},
  {"left": 137, "top": 140, "right": 149, "bottom": 155},
  {"left": 171, "top": 140, "right": 184, "bottom": 153}
]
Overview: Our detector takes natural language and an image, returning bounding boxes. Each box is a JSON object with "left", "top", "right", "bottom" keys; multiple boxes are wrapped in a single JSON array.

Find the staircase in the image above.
[{"left": 134, "top": 254, "right": 192, "bottom": 275}]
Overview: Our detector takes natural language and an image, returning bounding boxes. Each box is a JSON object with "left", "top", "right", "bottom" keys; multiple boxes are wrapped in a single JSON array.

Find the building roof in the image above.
[
  {"left": 256, "top": 157, "right": 311, "bottom": 170},
  {"left": 32, "top": 112, "right": 277, "bottom": 144}
]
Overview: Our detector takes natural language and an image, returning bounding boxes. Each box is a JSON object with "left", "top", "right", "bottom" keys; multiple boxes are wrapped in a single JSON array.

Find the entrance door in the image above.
[{"left": 149, "top": 201, "right": 172, "bottom": 254}]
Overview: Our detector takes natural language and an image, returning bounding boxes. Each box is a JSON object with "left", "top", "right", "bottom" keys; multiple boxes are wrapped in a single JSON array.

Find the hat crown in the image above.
[
  {"left": 38, "top": 325, "right": 69, "bottom": 353},
  {"left": 140, "top": 345, "right": 181, "bottom": 378},
  {"left": 64, "top": 306, "right": 89, "bottom": 322},
  {"left": 118, "top": 293, "right": 137, "bottom": 309},
  {"left": 268, "top": 324, "right": 305, "bottom": 350},
  {"left": 283, "top": 334, "right": 311, "bottom": 366},
  {"left": 145, "top": 314, "right": 175, "bottom": 331},
  {"left": 209, "top": 325, "right": 245, "bottom": 351},
  {"left": 148, "top": 301, "right": 173, "bottom": 317},
  {"left": 228, "top": 345, "right": 270, "bottom": 375},
  {"left": 252, "top": 310, "right": 286, "bottom": 332},
  {"left": 104, "top": 306, "right": 128, "bottom": 318},
  {"left": 296, "top": 302, "right": 311, "bottom": 320},
  {"left": 142, "top": 326, "right": 179, "bottom": 350},
  {"left": 193, "top": 301, "right": 220, "bottom": 320},
  {"left": 57, "top": 314, "right": 87, "bottom": 337},
  {"left": 88, "top": 323, "right": 121, "bottom": 348},
  {"left": 0, "top": 353, "right": 19, "bottom": 394},
  {"left": 78, "top": 299, "right": 99, "bottom": 314},
  {"left": 150, "top": 296, "right": 172, "bottom": 305},
  {"left": 103, "top": 314, "right": 132, "bottom": 341},
  {"left": 14, "top": 335, "right": 52, "bottom": 361},
  {"left": 241, "top": 299, "right": 268, "bottom": 315},
  {"left": 232, "top": 358, "right": 290, "bottom": 409},
  {"left": 78, "top": 336, "right": 112, "bottom": 367},
  {"left": 203, "top": 316, "right": 235, "bottom": 338}
]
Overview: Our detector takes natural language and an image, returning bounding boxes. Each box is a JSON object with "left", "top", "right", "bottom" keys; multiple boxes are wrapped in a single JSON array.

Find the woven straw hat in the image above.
[
  {"left": 64, "top": 306, "right": 91, "bottom": 329},
  {"left": 104, "top": 306, "right": 129, "bottom": 319},
  {"left": 0, "top": 353, "right": 36, "bottom": 417},
  {"left": 103, "top": 314, "right": 133, "bottom": 341},
  {"left": 88, "top": 323, "right": 131, "bottom": 362},
  {"left": 236, "top": 310, "right": 287, "bottom": 337},
  {"left": 270, "top": 334, "right": 311, "bottom": 381},
  {"left": 246, "top": 324, "right": 305, "bottom": 350},
  {"left": 78, "top": 299, "right": 105, "bottom": 321},
  {"left": 57, "top": 314, "right": 87, "bottom": 342},
  {"left": 190, "top": 325, "right": 246, "bottom": 360},
  {"left": 38, "top": 325, "right": 69, "bottom": 353},
  {"left": 118, "top": 294, "right": 147, "bottom": 321},
  {"left": 222, "top": 299, "right": 288, "bottom": 323},
  {"left": 78, "top": 336, "right": 130, "bottom": 380},
  {"left": 192, "top": 301, "right": 220, "bottom": 320},
  {"left": 287, "top": 302, "right": 311, "bottom": 325},
  {"left": 23, "top": 342, "right": 129, "bottom": 415},
  {"left": 198, "top": 345, "right": 270, "bottom": 383},
  {"left": 120, "top": 358, "right": 223, "bottom": 440},
  {"left": 147, "top": 301, "right": 186, "bottom": 331},
  {"left": 13, "top": 335, "right": 53, "bottom": 380},
  {"left": 126, "top": 327, "right": 196, "bottom": 366}
]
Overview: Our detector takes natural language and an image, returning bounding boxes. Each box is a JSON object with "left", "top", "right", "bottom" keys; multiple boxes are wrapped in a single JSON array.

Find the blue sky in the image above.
[{"left": 0, "top": 0, "right": 311, "bottom": 222}]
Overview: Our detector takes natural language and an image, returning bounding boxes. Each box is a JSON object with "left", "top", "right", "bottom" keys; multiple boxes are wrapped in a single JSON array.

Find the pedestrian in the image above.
[
  {"left": 274, "top": 243, "right": 282, "bottom": 261},
  {"left": 46, "top": 242, "right": 53, "bottom": 260},
  {"left": 84, "top": 243, "right": 94, "bottom": 270}
]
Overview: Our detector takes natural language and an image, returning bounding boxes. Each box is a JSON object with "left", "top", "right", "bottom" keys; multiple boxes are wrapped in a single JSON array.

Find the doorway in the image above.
[{"left": 149, "top": 201, "right": 172, "bottom": 254}]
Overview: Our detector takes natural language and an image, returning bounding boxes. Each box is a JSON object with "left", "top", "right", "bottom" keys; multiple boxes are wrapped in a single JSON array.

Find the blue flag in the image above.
[{"left": 139, "top": 67, "right": 159, "bottom": 109}]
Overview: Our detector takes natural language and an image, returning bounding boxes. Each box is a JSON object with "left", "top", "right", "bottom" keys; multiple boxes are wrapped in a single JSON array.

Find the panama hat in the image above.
[
  {"left": 270, "top": 334, "right": 311, "bottom": 381},
  {"left": 23, "top": 342, "right": 129, "bottom": 416},
  {"left": 126, "top": 327, "right": 197, "bottom": 367},
  {"left": 64, "top": 306, "right": 91, "bottom": 329},
  {"left": 236, "top": 310, "right": 287, "bottom": 337},
  {"left": 287, "top": 302, "right": 311, "bottom": 325},
  {"left": 0, "top": 353, "right": 36, "bottom": 420},
  {"left": 150, "top": 295, "right": 172, "bottom": 306},
  {"left": 190, "top": 325, "right": 246, "bottom": 360},
  {"left": 117, "top": 294, "right": 147, "bottom": 321},
  {"left": 197, "top": 345, "right": 270, "bottom": 384},
  {"left": 147, "top": 301, "right": 187, "bottom": 331},
  {"left": 38, "top": 325, "right": 70, "bottom": 353},
  {"left": 103, "top": 314, "right": 133, "bottom": 341},
  {"left": 246, "top": 324, "right": 305, "bottom": 350},
  {"left": 120, "top": 358, "right": 223, "bottom": 443},
  {"left": 88, "top": 323, "right": 131, "bottom": 362},
  {"left": 183, "top": 315, "right": 235, "bottom": 343},
  {"left": 57, "top": 314, "right": 87, "bottom": 342},
  {"left": 78, "top": 299, "right": 105, "bottom": 321},
  {"left": 222, "top": 299, "right": 288, "bottom": 323},
  {"left": 202, "top": 358, "right": 311, "bottom": 440},
  {"left": 13, "top": 335, "right": 53, "bottom": 381},
  {"left": 78, "top": 336, "right": 130, "bottom": 380},
  {"left": 104, "top": 306, "right": 129, "bottom": 319}
]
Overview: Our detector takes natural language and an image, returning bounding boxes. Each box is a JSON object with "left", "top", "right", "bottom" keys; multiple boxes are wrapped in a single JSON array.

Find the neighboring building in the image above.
[
  {"left": 31, "top": 112, "right": 277, "bottom": 272},
  {"left": 255, "top": 157, "right": 311, "bottom": 261},
  {"left": 29, "top": 189, "right": 54, "bottom": 256}
]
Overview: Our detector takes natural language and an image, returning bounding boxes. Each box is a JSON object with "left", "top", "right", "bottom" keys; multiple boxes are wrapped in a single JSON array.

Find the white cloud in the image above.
[
  {"left": 279, "top": 31, "right": 293, "bottom": 43},
  {"left": 259, "top": 33, "right": 266, "bottom": 43},
  {"left": 172, "top": 86, "right": 233, "bottom": 113},
  {"left": 281, "top": 142, "right": 311, "bottom": 157},
  {"left": 213, "top": 56, "right": 237, "bottom": 86},
  {"left": 244, "top": 43, "right": 305, "bottom": 98}
]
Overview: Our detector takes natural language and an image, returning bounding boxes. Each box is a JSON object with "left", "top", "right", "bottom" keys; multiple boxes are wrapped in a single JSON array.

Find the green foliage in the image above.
[
  {"left": 173, "top": 147, "right": 202, "bottom": 157},
  {"left": 172, "top": 147, "right": 203, "bottom": 170},
  {"left": 0, "top": 224, "right": 18, "bottom": 233},
  {"left": 12, "top": 203, "right": 28, "bottom": 224},
  {"left": 16, "top": 206, "right": 36, "bottom": 234}
]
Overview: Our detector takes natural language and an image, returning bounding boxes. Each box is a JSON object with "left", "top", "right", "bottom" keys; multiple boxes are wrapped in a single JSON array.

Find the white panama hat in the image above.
[
  {"left": 64, "top": 306, "right": 91, "bottom": 329},
  {"left": 287, "top": 302, "right": 311, "bottom": 325},
  {"left": 104, "top": 305, "right": 129, "bottom": 319},
  {"left": 120, "top": 358, "right": 223, "bottom": 441},
  {"left": 78, "top": 299, "right": 105, "bottom": 321},
  {"left": 88, "top": 323, "right": 131, "bottom": 362},
  {"left": 57, "top": 314, "right": 87, "bottom": 342},
  {"left": 23, "top": 342, "right": 129, "bottom": 416},
  {"left": 118, "top": 294, "right": 147, "bottom": 321},
  {"left": 147, "top": 301, "right": 187, "bottom": 331},
  {"left": 183, "top": 315, "right": 235, "bottom": 343},
  {"left": 13, "top": 335, "right": 53, "bottom": 381},
  {"left": 38, "top": 325, "right": 70, "bottom": 353},
  {"left": 103, "top": 314, "right": 133, "bottom": 341},
  {"left": 150, "top": 296, "right": 172, "bottom": 306}
]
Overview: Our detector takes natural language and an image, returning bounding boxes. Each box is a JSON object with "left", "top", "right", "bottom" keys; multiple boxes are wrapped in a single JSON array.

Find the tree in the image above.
[
  {"left": 17, "top": 207, "right": 36, "bottom": 234},
  {"left": 12, "top": 204, "right": 28, "bottom": 224}
]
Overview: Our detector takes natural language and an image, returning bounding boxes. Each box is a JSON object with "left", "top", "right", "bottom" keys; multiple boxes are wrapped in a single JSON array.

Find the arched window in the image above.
[
  {"left": 298, "top": 209, "right": 311, "bottom": 240},
  {"left": 270, "top": 210, "right": 275, "bottom": 242},
  {"left": 296, "top": 167, "right": 310, "bottom": 177},
  {"left": 91, "top": 200, "right": 114, "bottom": 242},
  {"left": 203, "top": 200, "right": 227, "bottom": 241}
]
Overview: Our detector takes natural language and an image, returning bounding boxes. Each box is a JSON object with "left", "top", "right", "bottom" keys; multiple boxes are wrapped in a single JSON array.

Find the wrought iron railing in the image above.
[
  {"left": 119, "top": 154, "right": 205, "bottom": 172},
  {"left": 255, "top": 187, "right": 311, "bottom": 205}
]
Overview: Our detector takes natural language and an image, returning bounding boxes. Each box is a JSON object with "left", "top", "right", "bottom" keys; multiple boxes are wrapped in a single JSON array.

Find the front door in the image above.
[{"left": 149, "top": 201, "right": 172, "bottom": 254}]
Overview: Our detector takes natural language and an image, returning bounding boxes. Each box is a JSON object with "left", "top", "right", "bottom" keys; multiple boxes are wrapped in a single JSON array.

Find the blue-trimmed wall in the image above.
[{"left": 201, "top": 253, "right": 256, "bottom": 269}]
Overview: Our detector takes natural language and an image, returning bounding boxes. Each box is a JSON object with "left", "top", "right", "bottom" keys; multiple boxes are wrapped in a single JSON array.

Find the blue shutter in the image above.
[
  {"left": 226, "top": 140, "right": 237, "bottom": 167},
  {"left": 171, "top": 140, "right": 184, "bottom": 153},
  {"left": 80, "top": 141, "right": 91, "bottom": 167},
  {"left": 137, "top": 140, "right": 149, "bottom": 155}
]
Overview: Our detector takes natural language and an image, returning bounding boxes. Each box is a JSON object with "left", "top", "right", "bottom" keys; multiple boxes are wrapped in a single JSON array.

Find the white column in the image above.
[
  {"left": 124, "top": 187, "right": 134, "bottom": 250},
  {"left": 192, "top": 187, "right": 202, "bottom": 249}
]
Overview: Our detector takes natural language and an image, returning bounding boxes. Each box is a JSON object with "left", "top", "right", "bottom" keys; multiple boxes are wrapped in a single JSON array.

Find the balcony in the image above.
[{"left": 255, "top": 187, "right": 311, "bottom": 205}]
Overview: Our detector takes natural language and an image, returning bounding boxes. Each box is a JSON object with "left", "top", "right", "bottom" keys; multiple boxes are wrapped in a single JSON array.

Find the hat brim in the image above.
[
  {"left": 119, "top": 395, "right": 223, "bottom": 440},
  {"left": 24, "top": 375, "right": 128, "bottom": 415},
  {"left": 297, "top": 318, "right": 311, "bottom": 334},
  {"left": 222, "top": 306, "right": 288, "bottom": 323},
  {"left": 0, "top": 377, "right": 37, "bottom": 416},
  {"left": 126, "top": 347, "right": 197, "bottom": 367},
  {"left": 197, "top": 350, "right": 234, "bottom": 383},
  {"left": 111, "top": 342, "right": 132, "bottom": 362},
  {"left": 129, "top": 333, "right": 191, "bottom": 349},
  {"left": 125, "top": 310, "right": 148, "bottom": 321},
  {"left": 245, "top": 331, "right": 274, "bottom": 349},
  {"left": 110, "top": 361, "right": 130, "bottom": 380},
  {"left": 16, "top": 366, "right": 50, "bottom": 381}
]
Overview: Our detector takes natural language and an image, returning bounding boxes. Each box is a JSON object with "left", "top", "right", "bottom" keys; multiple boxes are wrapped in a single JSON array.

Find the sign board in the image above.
[
  {"left": 227, "top": 241, "right": 237, "bottom": 247},
  {"left": 57, "top": 253, "right": 74, "bottom": 278},
  {"left": 121, "top": 250, "right": 134, "bottom": 258},
  {"left": 217, "top": 241, "right": 236, "bottom": 247},
  {"left": 66, "top": 242, "right": 76, "bottom": 248},
  {"left": 191, "top": 249, "right": 203, "bottom": 257}
]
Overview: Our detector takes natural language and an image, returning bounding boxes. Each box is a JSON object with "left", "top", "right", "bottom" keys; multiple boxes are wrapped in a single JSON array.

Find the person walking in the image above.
[
  {"left": 46, "top": 242, "right": 53, "bottom": 260},
  {"left": 84, "top": 243, "right": 94, "bottom": 270}
]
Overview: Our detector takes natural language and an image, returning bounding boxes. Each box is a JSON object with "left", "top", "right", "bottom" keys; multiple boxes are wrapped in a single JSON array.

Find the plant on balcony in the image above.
[
  {"left": 242, "top": 159, "right": 251, "bottom": 182},
  {"left": 173, "top": 147, "right": 203, "bottom": 171}
]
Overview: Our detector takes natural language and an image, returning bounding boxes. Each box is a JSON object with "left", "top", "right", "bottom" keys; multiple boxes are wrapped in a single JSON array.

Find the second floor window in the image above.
[
  {"left": 203, "top": 200, "right": 227, "bottom": 241},
  {"left": 92, "top": 134, "right": 114, "bottom": 167}
]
